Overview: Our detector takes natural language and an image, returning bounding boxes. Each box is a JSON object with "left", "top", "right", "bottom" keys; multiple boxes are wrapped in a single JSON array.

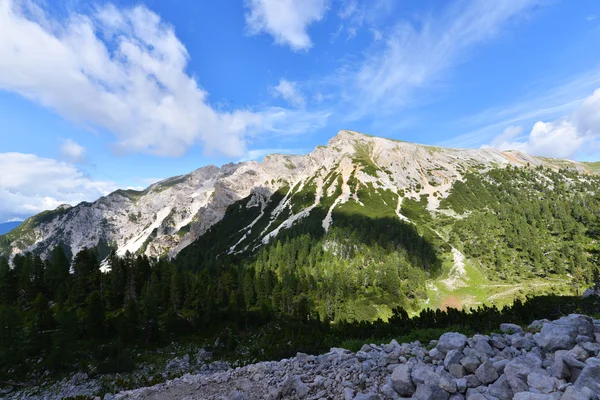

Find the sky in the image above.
[{"left": 0, "top": 0, "right": 600, "bottom": 222}]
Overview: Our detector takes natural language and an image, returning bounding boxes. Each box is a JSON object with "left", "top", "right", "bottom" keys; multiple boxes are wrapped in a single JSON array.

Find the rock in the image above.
[
  {"left": 492, "top": 359, "right": 509, "bottom": 375},
  {"left": 413, "top": 383, "right": 450, "bottom": 400},
  {"left": 535, "top": 315, "right": 595, "bottom": 352},
  {"left": 487, "top": 374, "right": 513, "bottom": 400},
  {"left": 513, "top": 393, "right": 559, "bottom": 400},
  {"left": 456, "top": 378, "right": 467, "bottom": 393},
  {"left": 573, "top": 365, "right": 600, "bottom": 395},
  {"left": 438, "top": 333, "right": 468, "bottom": 353},
  {"left": 439, "top": 376, "right": 457, "bottom": 394},
  {"left": 474, "top": 361, "right": 499, "bottom": 385},
  {"left": 505, "top": 356, "right": 545, "bottom": 393},
  {"left": 429, "top": 348, "right": 445, "bottom": 361},
  {"left": 512, "top": 336, "right": 535, "bottom": 350},
  {"left": 581, "top": 342, "right": 600, "bottom": 356},
  {"left": 550, "top": 357, "right": 570, "bottom": 380},
  {"left": 353, "top": 392, "right": 381, "bottom": 400},
  {"left": 464, "top": 374, "right": 482, "bottom": 388},
  {"left": 527, "top": 372, "right": 555, "bottom": 394},
  {"left": 277, "top": 376, "right": 309, "bottom": 399},
  {"left": 489, "top": 338, "right": 507, "bottom": 350},
  {"left": 448, "top": 364, "right": 466, "bottom": 379},
  {"left": 529, "top": 319, "right": 550, "bottom": 331},
  {"left": 380, "top": 383, "right": 399, "bottom": 400},
  {"left": 360, "top": 344, "right": 373, "bottom": 353},
  {"left": 473, "top": 338, "right": 496, "bottom": 357},
  {"left": 444, "top": 350, "right": 465, "bottom": 368},
  {"left": 344, "top": 387, "right": 355, "bottom": 400},
  {"left": 461, "top": 356, "right": 481, "bottom": 374},
  {"left": 390, "top": 364, "right": 415, "bottom": 396},
  {"left": 226, "top": 390, "right": 246, "bottom": 400},
  {"left": 500, "top": 323, "right": 524, "bottom": 334},
  {"left": 465, "top": 393, "right": 486, "bottom": 400},
  {"left": 560, "top": 385, "right": 594, "bottom": 400},
  {"left": 585, "top": 357, "right": 600, "bottom": 367}
]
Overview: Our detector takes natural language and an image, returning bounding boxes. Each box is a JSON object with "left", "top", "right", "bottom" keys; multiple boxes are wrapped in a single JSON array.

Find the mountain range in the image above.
[
  {"left": 0, "top": 130, "right": 592, "bottom": 259},
  {"left": 2, "top": 130, "right": 599, "bottom": 313}
]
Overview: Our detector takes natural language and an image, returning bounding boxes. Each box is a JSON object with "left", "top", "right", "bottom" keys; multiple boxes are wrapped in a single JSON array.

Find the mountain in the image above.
[
  {"left": 0, "top": 221, "right": 21, "bottom": 235},
  {"left": 2, "top": 130, "right": 599, "bottom": 317},
  {"left": 0, "top": 130, "right": 591, "bottom": 261}
]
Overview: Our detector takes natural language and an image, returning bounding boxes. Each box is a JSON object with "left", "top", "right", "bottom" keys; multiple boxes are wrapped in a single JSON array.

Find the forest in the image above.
[{"left": 1, "top": 165, "right": 600, "bottom": 384}]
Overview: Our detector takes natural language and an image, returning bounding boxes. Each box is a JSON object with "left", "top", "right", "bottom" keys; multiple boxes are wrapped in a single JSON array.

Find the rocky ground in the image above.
[
  {"left": 6, "top": 314, "right": 600, "bottom": 399},
  {"left": 103, "top": 314, "right": 600, "bottom": 400}
]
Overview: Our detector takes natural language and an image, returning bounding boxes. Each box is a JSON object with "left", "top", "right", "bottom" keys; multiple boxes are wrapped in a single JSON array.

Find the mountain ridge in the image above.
[{"left": 0, "top": 130, "right": 595, "bottom": 262}]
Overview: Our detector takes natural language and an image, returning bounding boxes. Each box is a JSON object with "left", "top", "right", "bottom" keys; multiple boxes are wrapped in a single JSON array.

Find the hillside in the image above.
[
  {"left": 0, "top": 130, "right": 592, "bottom": 262},
  {"left": 2, "top": 130, "right": 599, "bottom": 319}
]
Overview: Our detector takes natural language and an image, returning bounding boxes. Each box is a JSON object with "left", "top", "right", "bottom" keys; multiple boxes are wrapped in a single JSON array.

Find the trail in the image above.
[{"left": 439, "top": 247, "right": 468, "bottom": 290}]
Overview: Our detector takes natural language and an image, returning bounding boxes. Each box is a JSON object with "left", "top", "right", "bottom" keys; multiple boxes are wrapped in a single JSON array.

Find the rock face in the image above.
[
  {"left": 12, "top": 313, "right": 598, "bottom": 400},
  {"left": 1, "top": 130, "right": 592, "bottom": 262}
]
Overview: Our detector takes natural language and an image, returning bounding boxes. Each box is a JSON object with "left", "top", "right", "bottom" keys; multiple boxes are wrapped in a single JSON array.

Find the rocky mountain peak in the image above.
[{"left": 0, "top": 131, "right": 594, "bottom": 262}]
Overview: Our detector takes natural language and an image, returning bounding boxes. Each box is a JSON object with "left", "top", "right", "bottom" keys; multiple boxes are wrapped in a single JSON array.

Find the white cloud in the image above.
[
  {"left": 443, "top": 69, "right": 600, "bottom": 149},
  {"left": 258, "top": 107, "right": 331, "bottom": 136},
  {"left": 335, "top": 0, "right": 392, "bottom": 41},
  {"left": 0, "top": 152, "right": 116, "bottom": 221},
  {"left": 272, "top": 79, "right": 306, "bottom": 108},
  {"left": 338, "top": 1, "right": 542, "bottom": 119},
  {"left": 60, "top": 138, "right": 86, "bottom": 163},
  {"left": 0, "top": 0, "right": 315, "bottom": 159},
  {"left": 244, "top": 0, "right": 329, "bottom": 51},
  {"left": 489, "top": 125, "right": 524, "bottom": 149},
  {"left": 488, "top": 88, "right": 600, "bottom": 158},
  {"left": 238, "top": 148, "right": 306, "bottom": 162}
]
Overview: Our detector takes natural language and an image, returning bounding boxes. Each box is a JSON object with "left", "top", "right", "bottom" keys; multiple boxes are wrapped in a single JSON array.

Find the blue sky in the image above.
[{"left": 0, "top": 0, "right": 600, "bottom": 222}]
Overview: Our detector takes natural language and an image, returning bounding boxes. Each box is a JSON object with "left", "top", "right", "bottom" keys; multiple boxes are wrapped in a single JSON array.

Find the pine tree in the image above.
[
  {"left": 0, "top": 258, "right": 16, "bottom": 305},
  {"left": 45, "top": 246, "right": 70, "bottom": 301},
  {"left": 85, "top": 290, "right": 105, "bottom": 338}
]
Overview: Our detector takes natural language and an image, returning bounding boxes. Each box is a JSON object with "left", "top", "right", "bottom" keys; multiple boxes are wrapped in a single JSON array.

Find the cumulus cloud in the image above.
[
  {"left": 488, "top": 89, "right": 600, "bottom": 158},
  {"left": 245, "top": 0, "right": 329, "bottom": 51},
  {"left": 272, "top": 79, "right": 306, "bottom": 108},
  {"left": 0, "top": 0, "right": 322, "bottom": 159},
  {"left": 0, "top": 153, "right": 116, "bottom": 221},
  {"left": 60, "top": 138, "right": 86, "bottom": 163}
]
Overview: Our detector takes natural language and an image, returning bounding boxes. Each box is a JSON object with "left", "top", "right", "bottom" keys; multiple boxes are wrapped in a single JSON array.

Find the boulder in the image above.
[
  {"left": 390, "top": 364, "right": 414, "bottom": 397},
  {"left": 527, "top": 372, "right": 555, "bottom": 394},
  {"left": 500, "top": 323, "right": 524, "bottom": 334},
  {"left": 413, "top": 383, "right": 450, "bottom": 400},
  {"left": 573, "top": 365, "right": 600, "bottom": 396},
  {"left": 444, "top": 350, "right": 464, "bottom": 367},
  {"left": 437, "top": 333, "right": 468, "bottom": 353},
  {"left": 560, "top": 385, "right": 594, "bottom": 400},
  {"left": 461, "top": 356, "right": 481, "bottom": 374},
  {"left": 487, "top": 374, "right": 513, "bottom": 400},
  {"left": 448, "top": 364, "right": 466, "bottom": 379},
  {"left": 474, "top": 361, "right": 498, "bottom": 385},
  {"left": 504, "top": 356, "right": 545, "bottom": 394},
  {"left": 535, "top": 315, "right": 594, "bottom": 352}
]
